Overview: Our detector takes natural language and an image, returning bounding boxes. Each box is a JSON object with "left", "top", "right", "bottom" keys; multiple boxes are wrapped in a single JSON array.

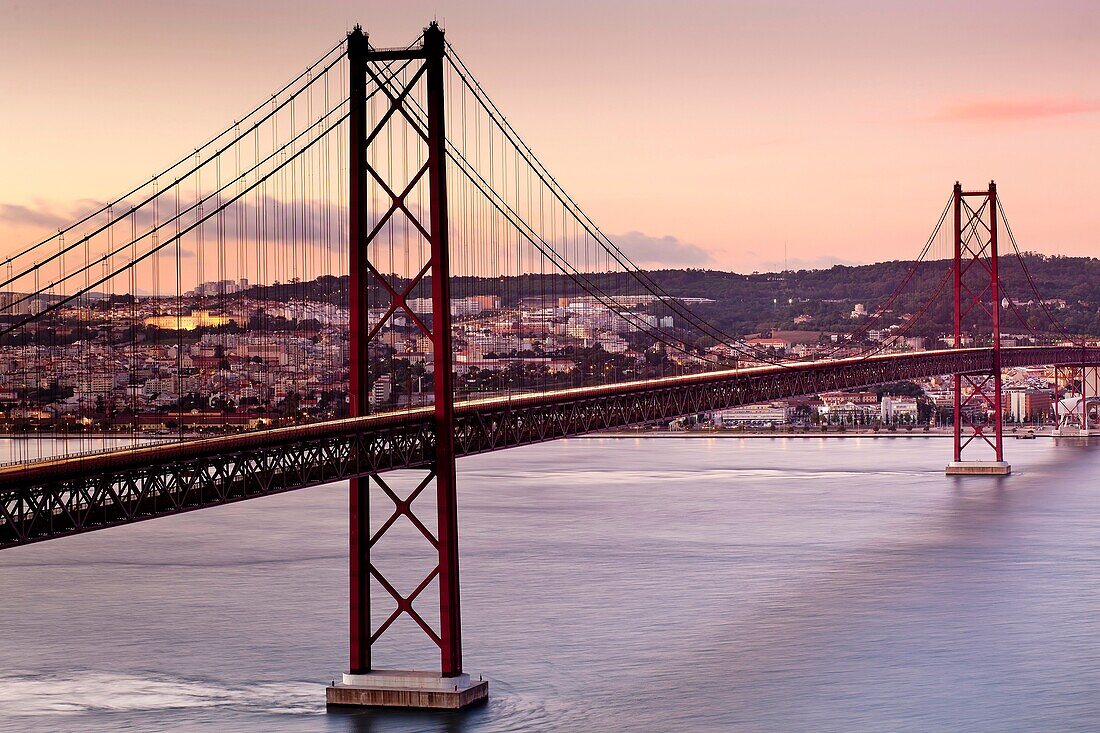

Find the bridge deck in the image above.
[{"left": 1, "top": 346, "right": 1096, "bottom": 548}]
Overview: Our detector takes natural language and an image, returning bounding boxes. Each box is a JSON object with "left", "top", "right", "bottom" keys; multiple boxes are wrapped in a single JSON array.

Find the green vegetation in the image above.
[{"left": 247, "top": 253, "right": 1100, "bottom": 341}]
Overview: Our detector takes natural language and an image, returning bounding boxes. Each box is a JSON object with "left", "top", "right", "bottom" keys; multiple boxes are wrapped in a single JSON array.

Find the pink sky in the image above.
[{"left": 1, "top": 0, "right": 1098, "bottom": 272}]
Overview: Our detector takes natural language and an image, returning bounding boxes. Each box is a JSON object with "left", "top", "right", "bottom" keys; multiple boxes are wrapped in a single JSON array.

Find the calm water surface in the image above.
[{"left": 2, "top": 436, "right": 1100, "bottom": 732}]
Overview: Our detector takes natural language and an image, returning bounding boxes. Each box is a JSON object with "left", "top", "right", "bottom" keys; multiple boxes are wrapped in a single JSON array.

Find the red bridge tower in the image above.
[
  {"left": 946, "top": 181, "right": 1011, "bottom": 475},
  {"left": 327, "top": 23, "right": 488, "bottom": 709}
]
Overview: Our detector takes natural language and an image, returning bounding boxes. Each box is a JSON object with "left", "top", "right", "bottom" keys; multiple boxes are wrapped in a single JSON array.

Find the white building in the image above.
[
  {"left": 596, "top": 333, "right": 629, "bottom": 353},
  {"left": 369, "top": 375, "right": 393, "bottom": 406},
  {"left": 880, "top": 396, "right": 919, "bottom": 423},
  {"left": 713, "top": 403, "right": 790, "bottom": 427}
]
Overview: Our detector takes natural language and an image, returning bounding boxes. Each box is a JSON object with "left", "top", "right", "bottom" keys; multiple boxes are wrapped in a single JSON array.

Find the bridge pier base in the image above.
[
  {"left": 326, "top": 671, "right": 488, "bottom": 710},
  {"left": 945, "top": 460, "right": 1011, "bottom": 475}
]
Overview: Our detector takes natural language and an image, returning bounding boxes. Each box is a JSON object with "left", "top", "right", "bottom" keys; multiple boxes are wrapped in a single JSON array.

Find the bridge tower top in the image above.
[{"left": 423, "top": 20, "right": 445, "bottom": 50}]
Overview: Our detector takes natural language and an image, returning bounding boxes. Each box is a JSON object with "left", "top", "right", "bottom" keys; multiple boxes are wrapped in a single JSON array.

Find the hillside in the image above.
[
  {"left": 238, "top": 254, "right": 1100, "bottom": 340},
  {"left": 637, "top": 254, "right": 1100, "bottom": 339}
]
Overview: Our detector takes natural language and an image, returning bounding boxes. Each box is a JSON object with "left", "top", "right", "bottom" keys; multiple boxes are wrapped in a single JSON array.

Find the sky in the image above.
[{"left": 1, "top": 0, "right": 1098, "bottom": 273}]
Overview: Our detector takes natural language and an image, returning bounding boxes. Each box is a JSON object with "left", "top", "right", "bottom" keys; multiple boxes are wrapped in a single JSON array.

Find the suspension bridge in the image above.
[{"left": 1, "top": 23, "right": 1098, "bottom": 709}]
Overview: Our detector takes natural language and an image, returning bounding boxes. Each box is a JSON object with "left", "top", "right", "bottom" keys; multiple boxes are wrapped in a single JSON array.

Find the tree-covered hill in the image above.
[{"left": 239, "top": 253, "right": 1100, "bottom": 339}]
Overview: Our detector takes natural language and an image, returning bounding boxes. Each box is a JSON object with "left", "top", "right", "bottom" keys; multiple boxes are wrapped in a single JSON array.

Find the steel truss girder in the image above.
[{"left": 3, "top": 346, "right": 1100, "bottom": 549}]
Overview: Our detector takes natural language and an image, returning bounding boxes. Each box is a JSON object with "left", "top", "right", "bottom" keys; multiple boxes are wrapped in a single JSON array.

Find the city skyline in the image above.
[{"left": 2, "top": 0, "right": 1099, "bottom": 273}]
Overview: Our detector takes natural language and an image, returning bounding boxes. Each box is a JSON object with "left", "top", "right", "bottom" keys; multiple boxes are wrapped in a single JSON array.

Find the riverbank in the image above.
[
  {"left": 580, "top": 429, "right": 1054, "bottom": 439},
  {"left": 0, "top": 429, "right": 1059, "bottom": 442}
]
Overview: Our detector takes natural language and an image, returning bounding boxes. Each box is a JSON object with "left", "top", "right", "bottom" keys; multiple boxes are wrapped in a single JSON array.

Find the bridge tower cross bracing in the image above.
[
  {"left": 330, "top": 22, "right": 487, "bottom": 710},
  {"left": 946, "top": 181, "right": 1011, "bottom": 475},
  {"left": 1084, "top": 367, "right": 1099, "bottom": 434},
  {"left": 1084, "top": 366, "right": 1090, "bottom": 434},
  {"left": 1054, "top": 364, "right": 1098, "bottom": 436}
]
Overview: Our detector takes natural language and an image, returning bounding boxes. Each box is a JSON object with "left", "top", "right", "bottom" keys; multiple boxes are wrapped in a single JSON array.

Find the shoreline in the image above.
[
  {"left": 579, "top": 430, "right": 1056, "bottom": 440},
  {"left": 0, "top": 433, "right": 213, "bottom": 440},
  {"left": 0, "top": 430, "right": 1061, "bottom": 441}
]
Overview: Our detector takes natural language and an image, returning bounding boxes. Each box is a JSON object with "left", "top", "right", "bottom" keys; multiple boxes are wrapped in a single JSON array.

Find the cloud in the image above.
[
  {"left": 0, "top": 194, "right": 349, "bottom": 252},
  {"left": 609, "top": 231, "right": 715, "bottom": 268},
  {"left": 0, "top": 200, "right": 103, "bottom": 229},
  {"left": 931, "top": 97, "right": 1100, "bottom": 123},
  {"left": 0, "top": 203, "right": 68, "bottom": 229},
  {"left": 2, "top": 196, "right": 717, "bottom": 278},
  {"left": 743, "top": 251, "right": 859, "bottom": 273}
]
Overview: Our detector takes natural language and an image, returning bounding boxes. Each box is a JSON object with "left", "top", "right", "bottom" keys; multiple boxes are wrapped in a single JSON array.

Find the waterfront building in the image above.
[
  {"left": 1008, "top": 388, "right": 1052, "bottom": 423},
  {"left": 713, "top": 403, "right": 790, "bottom": 427},
  {"left": 880, "top": 396, "right": 919, "bottom": 423}
]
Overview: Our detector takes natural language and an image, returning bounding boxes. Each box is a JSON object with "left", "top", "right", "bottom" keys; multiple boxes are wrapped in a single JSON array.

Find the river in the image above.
[{"left": 2, "top": 436, "right": 1099, "bottom": 732}]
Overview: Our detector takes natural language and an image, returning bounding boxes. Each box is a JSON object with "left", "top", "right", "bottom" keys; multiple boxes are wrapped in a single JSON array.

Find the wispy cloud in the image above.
[
  {"left": 743, "top": 251, "right": 859, "bottom": 273},
  {"left": 931, "top": 97, "right": 1100, "bottom": 123},
  {"left": 610, "top": 231, "right": 714, "bottom": 268},
  {"left": 0, "top": 195, "right": 349, "bottom": 249},
  {"left": 0, "top": 200, "right": 104, "bottom": 230}
]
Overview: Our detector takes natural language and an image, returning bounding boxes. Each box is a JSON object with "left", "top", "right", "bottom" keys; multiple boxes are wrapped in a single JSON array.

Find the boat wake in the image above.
[{"left": 0, "top": 670, "right": 321, "bottom": 717}]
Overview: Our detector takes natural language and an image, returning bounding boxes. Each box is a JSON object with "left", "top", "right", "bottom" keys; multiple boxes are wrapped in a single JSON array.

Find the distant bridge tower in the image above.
[
  {"left": 946, "top": 181, "right": 1010, "bottom": 475},
  {"left": 329, "top": 23, "right": 488, "bottom": 709},
  {"left": 1053, "top": 365, "right": 1098, "bottom": 436}
]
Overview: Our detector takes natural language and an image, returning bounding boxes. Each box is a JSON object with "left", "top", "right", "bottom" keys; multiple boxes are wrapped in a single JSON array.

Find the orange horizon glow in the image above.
[{"left": 1, "top": 0, "right": 1098, "bottom": 274}]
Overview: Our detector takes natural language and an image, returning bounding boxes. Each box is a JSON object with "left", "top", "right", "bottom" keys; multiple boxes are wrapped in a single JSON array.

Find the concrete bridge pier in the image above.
[
  {"left": 327, "top": 671, "right": 488, "bottom": 710},
  {"left": 1052, "top": 425, "right": 1089, "bottom": 438},
  {"left": 945, "top": 460, "right": 1011, "bottom": 475}
]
